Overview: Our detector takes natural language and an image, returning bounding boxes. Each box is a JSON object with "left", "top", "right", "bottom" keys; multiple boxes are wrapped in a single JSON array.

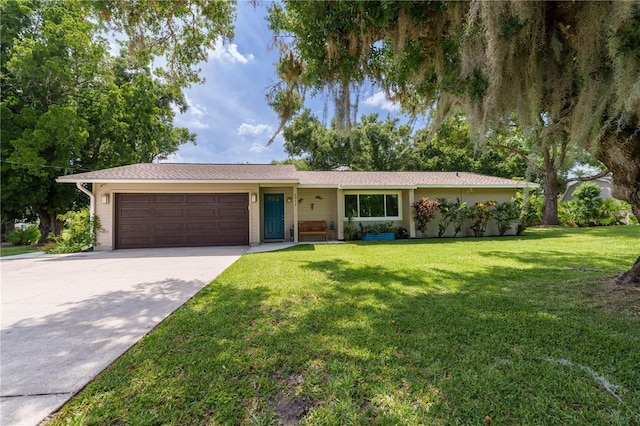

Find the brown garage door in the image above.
[{"left": 116, "top": 193, "right": 249, "bottom": 249}]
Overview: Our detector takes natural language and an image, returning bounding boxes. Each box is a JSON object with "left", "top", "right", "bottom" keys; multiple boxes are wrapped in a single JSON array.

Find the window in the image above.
[{"left": 344, "top": 193, "right": 401, "bottom": 219}]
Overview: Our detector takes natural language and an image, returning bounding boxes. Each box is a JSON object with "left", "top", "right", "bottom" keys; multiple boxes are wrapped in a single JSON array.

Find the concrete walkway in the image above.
[{"left": 0, "top": 247, "right": 247, "bottom": 426}]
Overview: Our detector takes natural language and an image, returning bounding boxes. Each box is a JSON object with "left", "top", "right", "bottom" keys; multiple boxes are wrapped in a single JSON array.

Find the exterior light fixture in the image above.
[
  {"left": 251, "top": 193, "right": 257, "bottom": 203},
  {"left": 287, "top": 197, "right": 292, "bottom": 203},
  {"left": 101, "top": 194, "right": 110, "bottom": 204}
]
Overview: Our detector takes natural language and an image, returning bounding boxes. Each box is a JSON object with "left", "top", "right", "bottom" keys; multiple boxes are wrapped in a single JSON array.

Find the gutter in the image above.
[
  {"left": 75, "top": 182, "right": 96, "bottom": 247},
  {"left": 57, "top": 178, "right": 300, "bottom": 185}
]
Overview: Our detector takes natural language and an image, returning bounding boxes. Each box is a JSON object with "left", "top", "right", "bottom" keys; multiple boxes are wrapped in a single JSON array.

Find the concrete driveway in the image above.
[{"left": 0, "top": 246, "right": 247, "bottom": 426}]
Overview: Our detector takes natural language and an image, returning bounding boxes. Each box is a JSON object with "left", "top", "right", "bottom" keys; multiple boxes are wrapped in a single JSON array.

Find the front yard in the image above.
[{"left": 48, "top": 227, "right": 639, "bottom": 425}]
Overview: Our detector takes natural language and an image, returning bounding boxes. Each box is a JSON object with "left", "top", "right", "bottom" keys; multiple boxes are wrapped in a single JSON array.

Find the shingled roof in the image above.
[
  {"left": 296, "top": 171, "right": 531, "bottom": 188},
  {"left": 57, "top": 163, "right": 535, "bottom": 188},
  {"left": 57, "top": 163, "right": 299, "bottom": 183}
]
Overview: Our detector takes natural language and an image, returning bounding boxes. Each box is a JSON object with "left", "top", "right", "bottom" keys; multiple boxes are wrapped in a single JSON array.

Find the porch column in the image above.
[
  {"left": 293, "top": 187, "right": 299, "bottom": 242},
  {"left": 408, "top": 189, "right": 416, "bottom": 238},
  {"left": 336, "top": 189, "right": 344, "bottom": 240}
]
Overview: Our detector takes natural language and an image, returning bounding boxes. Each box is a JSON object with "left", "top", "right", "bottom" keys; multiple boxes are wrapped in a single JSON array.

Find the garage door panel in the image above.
[
  {"left": 221, "top": 221, "right": 249, "bottom": 232},
  {"left": 116, "top": 193, "right": 248, "bottom": 249},
  {"left": 119, "top": 236, "right": 151, "bottom": 247},
  {"left": 218, "top": 234, "right": 246, "bottom": 244},
  {"left": 120, "top": 194, "right": 152, "bottom": 204},
  {"left": 186, "top": 208, "right": 217, "bottom": 218},
  {"left": 153, "top": 209, "right": 184, "bottom": 218},
  {"left": 153, "top": 235, "right": 186, "bottom": 245},
  {"left": 219, "top": 194, "right": 247, "bottom": 203},
  {"left": 186, "top": 222, "right": 217, "bottom": 232},
  {"left": 153, "top": 194, "right": 185, "bottom": 203},
  {"left": 219, "top": 207, "right": 248, "bottom": 217},
  {"left": 153, "top": 222, "right": 184, "bottom": 233},
  {"left": 186, "top": 194, "right": 216, "bottom": 203},
  {"left": 120, "top": 223, "right": 150, "bottom": 233},
  {"left": 119, "top": 208, "right": 151, "bottom": 218}
]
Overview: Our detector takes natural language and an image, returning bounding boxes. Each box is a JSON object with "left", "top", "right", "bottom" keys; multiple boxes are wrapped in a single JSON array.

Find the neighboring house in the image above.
[
  {"left": 561, "top": 177, "right": 613, "bottom": 202},
  {"left": 57, "top": 164, "right": 537, "bottom": 250}
]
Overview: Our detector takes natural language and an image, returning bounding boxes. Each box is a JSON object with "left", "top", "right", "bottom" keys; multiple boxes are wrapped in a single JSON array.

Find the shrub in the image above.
[
  {"left": 47, "top": 209, "right": 99, "bottom": 253},
  {"left": 437, "top": 198, "right": 466, "bottom": 237},
  {"left": 395, "top": 227, "right": 409, "bottom": 239},
  {"left": 558, "top": 201, "right": 582, "bottom": 227},
  {"left": 560, "top": 196, "right": 637, "bottom": 227},
  {"left": 494, "top": 200, "right": 520, "bottom": 236},
  {"left": 598, "top": 198, "right": 636, "bottom": 225},
  {"left": 411, "top": 197, "right": 440, "bottom": 237},
  {"left": 343, "top": 209, "right": 357, "bottom": 241},
  {"left": 359, "top": 222, "right": 394, "bottom": 235},
  {"left": 571, "top": 182, "right": 603, "bottom": 226},
  {"left": 465, "top": 201, "right": 497, "bottom": 237},
  {"left": 5, "top": 225, "right": 40, "bottom": 246},
  {"left": 515, "top": 189, "right": 542, "bottom": 234}
]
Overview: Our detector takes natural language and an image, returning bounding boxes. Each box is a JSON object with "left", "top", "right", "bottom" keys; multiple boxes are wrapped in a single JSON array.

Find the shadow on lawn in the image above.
[
  {"left": 49, "top": 241, "right": 640, "bottom": 425},
  {"left": 260, "top": 249, "right": 640, "bottom": 423}
]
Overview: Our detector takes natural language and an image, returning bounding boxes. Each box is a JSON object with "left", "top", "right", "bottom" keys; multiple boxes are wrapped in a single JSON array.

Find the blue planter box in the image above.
[{"left": 361, "top": 232, "right": 396, "bottom": 241}]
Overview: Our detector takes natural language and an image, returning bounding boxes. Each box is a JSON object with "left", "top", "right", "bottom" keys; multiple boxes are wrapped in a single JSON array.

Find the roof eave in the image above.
[
  {"left": 416, "top": 183, "right": 539, "bottom": 189},
  {"left": 338, "top": 185, "right": 419, "bottom": 190},
  {"left": 56, "top": 178, "right": 300, "bottom": 185}
]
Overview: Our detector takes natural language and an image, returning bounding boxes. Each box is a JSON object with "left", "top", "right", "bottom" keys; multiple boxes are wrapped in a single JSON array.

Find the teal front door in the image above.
[{"left": 264, "top": 193, "right": 285, "bottom": 240}]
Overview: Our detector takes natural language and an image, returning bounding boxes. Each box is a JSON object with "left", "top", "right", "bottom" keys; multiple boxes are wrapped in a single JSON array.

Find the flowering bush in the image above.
[
  {"left": 359, "top": 222, "right": 394, "bottom": 235},
  {"left": 437, "top": 198, "right": 466, "bottom": 237},
  {"left": 465, "top": 201, "right": 497, "bottom": 237},
  {"left": 411, "top": 197, "right": 440, "bottom": 237}
]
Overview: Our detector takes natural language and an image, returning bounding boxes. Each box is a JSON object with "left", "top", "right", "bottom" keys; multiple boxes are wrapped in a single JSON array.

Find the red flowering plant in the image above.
[{"left": 411, "top": 197, "right": 440, "bottom": 237}]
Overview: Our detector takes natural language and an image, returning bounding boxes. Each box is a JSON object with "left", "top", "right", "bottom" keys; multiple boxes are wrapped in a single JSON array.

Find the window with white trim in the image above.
[{"left": 344, "top": 192, "right": 401, "bottom": 219}]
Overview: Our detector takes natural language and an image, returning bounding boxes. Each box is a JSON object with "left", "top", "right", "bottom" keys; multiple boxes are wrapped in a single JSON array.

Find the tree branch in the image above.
[
  {"left": 562, "top": 169, "right": 611, "bottom": 186},
  {"left": 485, "top": 142, "right": 543, "bottom": 174}
]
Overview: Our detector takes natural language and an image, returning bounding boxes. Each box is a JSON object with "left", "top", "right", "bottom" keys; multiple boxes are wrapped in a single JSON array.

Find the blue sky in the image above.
[{"left": 166, "top": 1, "right": 406, "bottom": 164}]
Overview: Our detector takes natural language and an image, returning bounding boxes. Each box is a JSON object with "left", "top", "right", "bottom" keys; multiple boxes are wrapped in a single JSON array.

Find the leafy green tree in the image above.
[
  {"left": 283, "top": 110, "right": 416, "bottom": 171},
  {"left": 1, "top": 1, "right": 194, "bottom": 242},
  {"left": 484, "top": 119, "right": 609, "bottom": 225},
  {"left": 414, "top": 114, "right": 530, "bottom": 179},
  {"left": 282, "top": 109, "right": 344, "bottom": 170},
  {"left": 84, "top": 0, "right": 236, "bottom": 88},
  {"left": 268, "top": 1, "right": 640, "bottom": 283},
  {"left": 350, "top": 114, "right": 414, "bottom": 171}
]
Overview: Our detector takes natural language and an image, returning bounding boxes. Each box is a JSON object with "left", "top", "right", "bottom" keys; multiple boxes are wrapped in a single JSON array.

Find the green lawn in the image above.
[
  {"left": 0, "top": 244, "right": 41, "bottom": 257},
  {"left": 48, "top": 227, "right": 640, "bottom": 425}
]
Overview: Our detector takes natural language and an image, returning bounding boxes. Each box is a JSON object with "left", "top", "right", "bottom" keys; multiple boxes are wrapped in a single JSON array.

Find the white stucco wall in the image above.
[{"left": 414, "top": 188, "right": 518, "bottom": 237}]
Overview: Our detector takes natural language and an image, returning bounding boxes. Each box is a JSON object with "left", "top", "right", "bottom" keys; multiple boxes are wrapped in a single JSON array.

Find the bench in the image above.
[{"left": 298, "top": 220, "right": 328, "bottom": 241}]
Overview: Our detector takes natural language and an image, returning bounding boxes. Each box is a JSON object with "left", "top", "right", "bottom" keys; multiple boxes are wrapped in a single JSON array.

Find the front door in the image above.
[{"left": 264, "top": 193, "right": 284, "bottom": 240}]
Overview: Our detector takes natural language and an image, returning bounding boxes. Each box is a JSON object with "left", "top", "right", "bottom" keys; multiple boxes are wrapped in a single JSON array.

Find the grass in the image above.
[
  {"left": 47, "top": 227, "right": 640, "bottom": 425},
  {"left": 0, "top": 244, "right": 42, "bottom": 257}
]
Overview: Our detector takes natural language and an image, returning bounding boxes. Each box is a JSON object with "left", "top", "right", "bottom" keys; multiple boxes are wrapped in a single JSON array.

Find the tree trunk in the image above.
[
  {"left": 541, "top": 158, "right": 561, "bottom": 226},
  {"left": 594, "top": 124, "right": 640, "bottom": 287},
  {"left": 594, "top": 125, "right": 640, "bottom": 221},
  {"left": 38, "top": 210, "right": 64, "bottom": 244},
  {"left": 614, "top": 256, "right": 640, "bottom": 287}
]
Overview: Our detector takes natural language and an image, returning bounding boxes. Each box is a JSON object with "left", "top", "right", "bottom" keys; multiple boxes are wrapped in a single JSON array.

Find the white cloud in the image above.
[
  {"left": 249, "top": 142, "right": 270, "bottom": 153},
  {"left": 174, "top": 95, "right": 210, "bottom": 129},
  {"left": 363, "top": 91, "right": 400, "bottom": 112},
  {"left": 208, "top": 38, "right": 255, "bottom": 64},
  {"left": 237, "top": 122, "right": 272, "bottom": 136}
]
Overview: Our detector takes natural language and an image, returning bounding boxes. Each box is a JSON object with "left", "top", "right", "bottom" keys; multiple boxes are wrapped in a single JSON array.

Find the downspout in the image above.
[{"left": 76, "top": 182, "right": 96, "bottom": 247}]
